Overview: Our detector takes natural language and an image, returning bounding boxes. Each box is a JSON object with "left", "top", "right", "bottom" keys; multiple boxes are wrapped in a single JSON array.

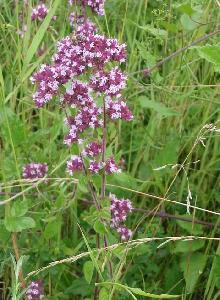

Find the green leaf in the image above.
[
  {"left": 172, "top": 240, "right": 205, "bottom": 253},
  {"left": 44, "top": 219, "right": 62, "bottom": 240},
  {"left": 0, "top": 220, "right": 10, "bottom": 244},
  {"left": 153, "top": 137, "right": 180, "bottom": 168},
  {"left": 99, "top": 288, "right": 109, "bottom": 300},
  {"left": 161, "top": 21, "right": 178, "bottom": 33},
  {"left": 138, "top": 25, "right": 168, "bottom": 39},
  {"left": 83, "top": 261, "right": 94, "bottom": 284},
  {"left": 136, "top": 43, "right": 157, "bottom": 66},
  {"left": 177, "top": 3, "right": 194, "bottom": 16},
  {"left": 180, "top": 252, "right": 206, "bottom": 293},
  {"left": 196, "top": 45, "right": 220, "bottom": 72},
  {"left": 138, "top": 97, "right": 179, "bottom": 117},
  {"left": 4, "top": 216, "right": 35, "bottom": 232},
  {"left": 93, "top": 220, "right": 107, "bottom": 234},
  {"left": 11, "top": 200, "right": 28, "bottom": 217},
  {"left": 176, "top": 217, "right": 203, "bottom": 235},
  {"left": 180, "top": 12, "right": 201, "bottom": 31}
]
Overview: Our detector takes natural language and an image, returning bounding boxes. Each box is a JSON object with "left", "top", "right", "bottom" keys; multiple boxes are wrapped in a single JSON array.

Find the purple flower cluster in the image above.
[
  {"left": 26, "top": 280, "right": 44, "bottom": 299},
  {"left": 30, "top": 1, "right": 133, "bottom": 241},
  {"left": 62, "top": 80, "right": 94, "bottom": 108},
  {"left": 66, "top": 154, "right": 121, "bottom": 175},
  {"left": 82, "top": 142, "right": 102, "bottom": 157},
  {"left": 69, "top": 13, "right": 97, "bottom": 37},
  {"left": 90, "top": 67, "right": 127, "bottom": 97},
  {"left": 31, "top": 30, "right": 126, "bottom": 107},
  {"left": 31, "top": 4, "right": 48, "bottom": 21},
  {"left": 116, "top": 226, "right": 132, "bottom": 241},
  {"left": 105, "top": 157, "right": 121, "bottom": 174},
  {"left": 30, "top": 10, "right": 131, "bottom": 174},
  {"left": 106, "top": 98, "right": 133, "bottom": 121},
  {"left": 69, "top": 0, "right": 106, "bottom": 16},
  {"left": 64, "top": 105, "right": 103, "bottom": 145},
  {"left": 22, "top": 163, "right": 48, "bottom": 180},
  {"left": 88, "top": 160, "right": 103, "bottom": 173},
  {"left": 66, "top": 155, "right": 83, "bottom": 175},
  {"left": 110, "top": 194, "right": 132, "bottom": 240}
]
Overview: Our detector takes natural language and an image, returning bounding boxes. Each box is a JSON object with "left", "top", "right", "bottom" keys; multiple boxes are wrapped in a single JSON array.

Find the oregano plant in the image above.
[
  {"left": 21, "top": 0, "right": 133, "bottom": 298},
  {"left": 2, "top": 1, "right": 219, "bottom": 299}
]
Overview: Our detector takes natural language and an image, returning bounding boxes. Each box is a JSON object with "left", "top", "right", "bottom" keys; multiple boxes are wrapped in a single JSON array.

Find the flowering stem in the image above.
[
  {"left": 80, "top": 155, "right": 101, "bottom": 210},
  {"left": 101, "top": 97, "right": 113, "bottom": 277},
  {"left": 101, "top": 97, "right": 107, "bottom": 199}
]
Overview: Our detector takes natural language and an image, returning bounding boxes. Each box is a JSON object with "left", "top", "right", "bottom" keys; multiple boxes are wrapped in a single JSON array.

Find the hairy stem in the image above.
[{"left": 101, "top": 98, "right": 107, "bottom": 199}]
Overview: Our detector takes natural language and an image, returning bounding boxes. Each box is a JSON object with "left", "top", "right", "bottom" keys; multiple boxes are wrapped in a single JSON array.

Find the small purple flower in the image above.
[
  {"left": 88, "top": 160, "right": 103, "bottom": 173},
  {"left": 69, "top": 0, "right": 106, "bottom": 16},
  {"left": 90, "top": 67, "right": 127, "bottom": 97},
  {"left": 62, "top": 80, "right": 94, "bottom": 108},
  {"left": 30, "top": 64, "right": 71, "bottom": 107},
  {"left": 67, "top": 155, "right": 83, "bottom": 175},
  {"left": 26, "top": 280, "right": 44, "bottom": 299},
  {"left": 22, "top": 163, "right": 48, "bottom": 179},
  {"left": 105, "top": 157, "right": 121, "bottom": 174},
  {"left": 31, "top": 4, "right": 48, "bottom": 21},
  {"left": 82, "top": 142, "right": 102, "bottom": 157},
  {"left": 64, "top": 107, "right": 103, "bottom": 146},
  {"left": 69, "top": 14, "right": 97, "bottom": 37},
  {"left": 117, "top": 225, "right": 132, "bottom": 241},
  {"left": 69, "top": 13, "right": 84, "bottom": 27},
  {"left": 106, "top": 98, "right": 133, "bottom": 121}
]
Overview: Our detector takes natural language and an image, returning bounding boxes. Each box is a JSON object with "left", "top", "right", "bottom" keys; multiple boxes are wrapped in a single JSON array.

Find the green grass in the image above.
[{"left": 0, "top": 0, "right": 220, "bottom": 299}]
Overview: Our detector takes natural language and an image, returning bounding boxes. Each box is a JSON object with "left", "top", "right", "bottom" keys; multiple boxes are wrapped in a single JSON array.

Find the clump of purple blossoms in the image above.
[
  {"left": 106, "top": 97, "right": 133, "bottom": 121},
  {"left": 31, "top": 4, "right": 56, "bottom": 22},
  {"left": 105, "top": 157, "right": 121, "bottom": 174},
  {"left": 31, "top": 4, "right": 48, "bottom": 21},
  {"left": 69, "top": 0, "right": 106, "bottom": 16},
  {"left": 90, "top": 67, "right": 127, "bottom": 97},
  {"left": 82, "top": 142, "right": 102, "bottom": 157},
  {"left": 110, "top": 194, "right": 132, "bottom": 240},
  {"left": 69, "top": 13, "right": 97, "bottom": 37},
  {"left": 88, "top": 160, "right": 103, "bottom": 173},
  {"left": 117, "top": 226, "right": 132, "bottom": 241},
  {"left": 26, "top": 280, "right": 44, "bottom": 300},
  {"left": 22, "top": 163, "right": 48, "bottom": 180},
  {"left": 66, "top": 155, "right": 83, "bottom": 175},
  {"left": 30, "top": 0, "right": 133, "bottom": 240}
]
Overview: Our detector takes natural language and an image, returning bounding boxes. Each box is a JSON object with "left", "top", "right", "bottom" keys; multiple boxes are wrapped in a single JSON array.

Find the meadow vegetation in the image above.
[{"left": 0, "top": 0, "right": 220, "bottom": 299}]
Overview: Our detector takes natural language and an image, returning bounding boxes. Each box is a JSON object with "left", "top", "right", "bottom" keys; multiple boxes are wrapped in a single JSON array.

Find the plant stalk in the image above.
[{"left": 131, "top": 29, "right": 220, "bottom": 76}]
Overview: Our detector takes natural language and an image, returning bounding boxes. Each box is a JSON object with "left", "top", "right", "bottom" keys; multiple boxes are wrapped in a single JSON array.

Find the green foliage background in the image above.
[{"left": 0, "top": 0, "right": 220, "bottom": 299}]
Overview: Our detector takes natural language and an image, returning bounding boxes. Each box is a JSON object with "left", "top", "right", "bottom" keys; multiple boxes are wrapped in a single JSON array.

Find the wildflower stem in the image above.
[
  {"left": 101, "top": 97, "right": 107, "bottom": 199},
  {"left": 131, "top": 29, "right": 220, "bottom": 76}
]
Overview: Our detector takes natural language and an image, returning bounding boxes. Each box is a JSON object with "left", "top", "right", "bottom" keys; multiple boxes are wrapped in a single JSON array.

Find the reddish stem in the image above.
[{"left": 11, "top": 233, "right": 28, "bottom": 300}]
